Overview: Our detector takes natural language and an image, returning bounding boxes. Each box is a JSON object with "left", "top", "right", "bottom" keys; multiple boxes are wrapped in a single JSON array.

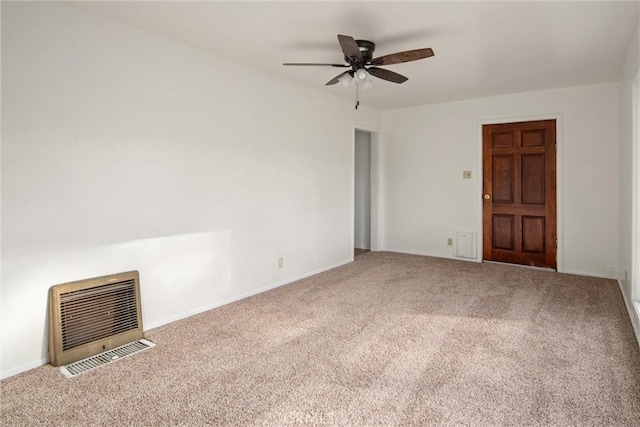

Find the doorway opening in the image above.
[
  {"left": 355, "top": 130, "right": 371, "bottom": 257},
  {"left": 353, "top": 127, "right": 380, "bottom": 258}
]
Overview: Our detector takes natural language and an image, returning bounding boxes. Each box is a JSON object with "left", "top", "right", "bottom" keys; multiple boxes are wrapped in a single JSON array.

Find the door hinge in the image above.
[
  {"left": 555, "top": 144, "right": 557, "bottom": 152},
  {"left": 555, "top": 238, "right": 558, "bottom": 249}
]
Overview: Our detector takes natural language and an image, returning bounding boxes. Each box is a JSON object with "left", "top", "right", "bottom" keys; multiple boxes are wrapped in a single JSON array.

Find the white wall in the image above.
[
  {"left": 618, "top": 26, "right": 640, "bottom": 344},
  {"left": 381, "top": 82, "right": 620, "bottom": 278},
  {"left": 354, "top": 131, "right": 371, "bottom": 249},
  {"left": 1, "top": 2, "right": 380, "bottom": 377}
]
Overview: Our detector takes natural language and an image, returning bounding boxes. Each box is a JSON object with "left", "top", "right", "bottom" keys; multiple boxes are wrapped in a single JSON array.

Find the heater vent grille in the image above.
[
  {"left": 60, "top": 279, "right": 139, "bottom": 351},
  {"left": 49, "top": 271, "right": 144, "bottom": 367},
  {"left": 61, "top": 339, "right": 155, "bottom": 378}
]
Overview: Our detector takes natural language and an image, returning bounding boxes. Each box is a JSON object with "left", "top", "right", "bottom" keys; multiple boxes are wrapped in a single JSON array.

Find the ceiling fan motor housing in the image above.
[{"left": 345, "top": 40, "right": 376, "bottom": 65}]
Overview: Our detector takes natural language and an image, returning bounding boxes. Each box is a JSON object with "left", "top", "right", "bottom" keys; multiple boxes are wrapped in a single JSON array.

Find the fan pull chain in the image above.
[{"left": 355, "top": 80, "right": 360, "bottom": 110}]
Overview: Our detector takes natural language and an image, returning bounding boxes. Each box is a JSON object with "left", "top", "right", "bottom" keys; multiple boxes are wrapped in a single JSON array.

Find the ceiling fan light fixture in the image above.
[
  {"left": 360, "top": 79, "right": 373, "bottom": 91},
  {"left": 338, "top": 72, "right": 353, "bottom": 87},
  {"left": 355, "top": 68, "right": 373, "bottom": 90}
]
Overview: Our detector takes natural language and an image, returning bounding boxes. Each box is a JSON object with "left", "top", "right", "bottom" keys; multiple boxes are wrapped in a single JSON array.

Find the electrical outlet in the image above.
[
  {"left": 278, "top": 257, "right": 283, "bottom": 269},
  {"left": 447, "top": 238, "right": 453, "bottom": 246}
]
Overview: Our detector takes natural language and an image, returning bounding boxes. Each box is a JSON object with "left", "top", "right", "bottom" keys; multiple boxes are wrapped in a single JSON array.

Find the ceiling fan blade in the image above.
[
  {"left": 370, "top": 48, "right": 434, "bottom": 66},
  {"left": 283, "top": 63, "right": 349, "bottom": 67},
  {"left": 337, "top": 34, "right": 362, "bottom": 62},
  {"left": 325, "top": 71, "right": 351, "bottom": 86},
  {"left": 367, "top": 67, "right": 408, "bottom": 84}
]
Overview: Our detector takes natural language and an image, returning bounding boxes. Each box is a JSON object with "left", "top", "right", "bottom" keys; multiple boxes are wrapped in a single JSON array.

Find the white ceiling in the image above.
[{"left": 65, "top": 1, "right": 639, "bottom": 110}]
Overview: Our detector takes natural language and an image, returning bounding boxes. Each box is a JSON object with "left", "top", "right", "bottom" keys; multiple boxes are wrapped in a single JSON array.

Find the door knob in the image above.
[{"left": 483, "top": 193, "right": 491, "bottom": 200}]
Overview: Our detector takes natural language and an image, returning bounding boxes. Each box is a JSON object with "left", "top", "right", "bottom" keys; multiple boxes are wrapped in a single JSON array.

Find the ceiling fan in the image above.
[{"left": 283, "top": 34, "right": 434, "bottom": 108}]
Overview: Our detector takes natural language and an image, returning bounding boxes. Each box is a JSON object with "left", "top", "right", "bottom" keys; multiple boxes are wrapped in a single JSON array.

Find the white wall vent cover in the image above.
[
  {"left": 61, "top": 339, "right": 155, "bottom": 378},
  {"left": 454, "top": 231, "right": 476, "bottom": 259}
]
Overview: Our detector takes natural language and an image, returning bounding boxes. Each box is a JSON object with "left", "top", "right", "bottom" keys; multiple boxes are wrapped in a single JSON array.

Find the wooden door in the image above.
[{"left": 482, "top": 120, "right": 557, "bottom": 269}]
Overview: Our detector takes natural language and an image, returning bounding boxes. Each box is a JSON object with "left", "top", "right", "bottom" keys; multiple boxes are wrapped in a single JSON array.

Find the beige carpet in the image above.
[{"left": 2, "top": 252, "right": 640, "bottom": 426}]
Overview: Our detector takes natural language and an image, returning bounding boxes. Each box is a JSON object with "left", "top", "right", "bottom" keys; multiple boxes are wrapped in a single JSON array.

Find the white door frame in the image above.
[
  {"left": 352, "top": 124, "right": 381, "bottom": 257},
  {"left": 632, "top": 71, "right": 640, "bottom": 307},
  {"left": 477, "top": 113, "right": 564, "bottom": 271}
]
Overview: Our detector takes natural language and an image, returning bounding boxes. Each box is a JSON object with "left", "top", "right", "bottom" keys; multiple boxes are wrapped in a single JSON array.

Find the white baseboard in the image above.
[
  {"left": 144, "top": 258, "right": 353, "bottom": 331},
  {"left": 561, "top": 269, "right": 614, "bottom": 279},
  {"left": 381, "top": 248, "right": 482, "bottom": 263},
  {"left": 1, "top": 358, "right": 49, "bottom": 380},
  {"left": 617, "top": 279, "right": 640, "bottom": 350},
  {"left": 382, "top": 248, "right": 618, "bottom": 278}
]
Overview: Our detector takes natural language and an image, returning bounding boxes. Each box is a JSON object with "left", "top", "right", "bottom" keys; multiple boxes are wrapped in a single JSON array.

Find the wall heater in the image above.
[{"left": 48, "top": 271, "right": 144, "bottom": 367}]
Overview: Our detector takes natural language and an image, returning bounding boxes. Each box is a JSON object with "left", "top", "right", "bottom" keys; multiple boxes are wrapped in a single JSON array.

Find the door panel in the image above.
[
  {"left": 492, "top": 131, "right": 515, "bottom": 148},
  {"left": 521, "top": 154, "right": 545, "bottom": 204},
  {"left": 492, "top": 155, "right": 514, "bottom": 203},
  {"left": 492, "top": 215, "right": 515, "bottom": 250},
  {"left": 521, "top": 129, "right": 545, "bottom": 147},
  {"left": 522, "top": 216, "right": 545, "bottom": 253},
  {"left": 483, "top": 120, "right": 556, "bottom": 268}
]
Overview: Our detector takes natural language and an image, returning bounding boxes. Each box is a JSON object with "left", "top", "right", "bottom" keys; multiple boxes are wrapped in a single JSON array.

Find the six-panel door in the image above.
[{"left": 482, "top": 120, "right": 557, "bottom": 269}]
